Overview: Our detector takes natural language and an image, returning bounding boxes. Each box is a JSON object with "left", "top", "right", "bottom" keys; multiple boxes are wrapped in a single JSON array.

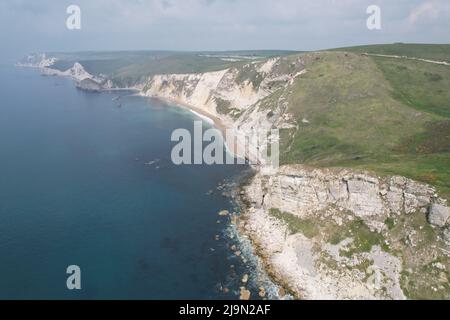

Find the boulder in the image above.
[
  {"left": 258, "top": 287, "right": 266, "bottom": 298},
  {"left": 239, "top": 287, "right": 251, "bottom": 300},
  {"left": 218, "top": 210, "right": 229, "bottom": 216},
  {"left": 428, "top": 204, "right": 449, "bottom": 227},
  {"left": 443, "top": 225, "right": 450, "bottom": 245}
]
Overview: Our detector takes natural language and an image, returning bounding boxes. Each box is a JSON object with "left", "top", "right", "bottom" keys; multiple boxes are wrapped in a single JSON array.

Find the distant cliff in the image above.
[
  {"left": 15, "top": 53, "right": 56, "bottom": 68},
  {"left": 17, "top": 54, "right": 113, "bottom": 91}
]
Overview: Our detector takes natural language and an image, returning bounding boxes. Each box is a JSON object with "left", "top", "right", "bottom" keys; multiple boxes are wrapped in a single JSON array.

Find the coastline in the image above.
[
  {"left": 4, "top": 65, "right": 268, "bottom": 299},
  {"left": 141, "top": 94, "right": 228, "bottom": 134},
  {"left": 139, "top": 73, "right": 450, "bottom": 299},
  {"left": 232, "top": 171, "right": 294, "bottom": 300},
  {"left": 148, "top": 95, "right": 293, "bottom": 299},
  {"left": 19, "top": 64, "right": 322, "bottom": 300},
  {"left": 29, "top": 62, "right": 283, "bottom": 299},
  {"left": 14, "top": 63, "right": 316, "bottom": 300},
  {"left": 140, "top": 94, "right": 290, "bottom": 300},
  {"left": 19, "top": 63, "right": 247, "bottom": 163},
  {"left": 140, "top": 93, "right": 251, "bottom": 164}
]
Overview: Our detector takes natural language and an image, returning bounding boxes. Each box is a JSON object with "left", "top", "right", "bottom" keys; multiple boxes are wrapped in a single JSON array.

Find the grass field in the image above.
[
  {"left": 279, "top": 47, "right": 450, "bottom": 197},
  {"left": 333, "top": 43, "right": 450, "bottom": 62},
  {"left": 371, "top": 57, "right": 450, "bottom": 118}
]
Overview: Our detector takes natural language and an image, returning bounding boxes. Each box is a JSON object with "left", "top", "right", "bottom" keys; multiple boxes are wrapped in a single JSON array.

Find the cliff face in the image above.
[
  {"left": 143, "top": 69, "right": 231, "bottom": 118},
  {"left": 242, "top": 165, "right": 450, "bottom": 300},
  {"left": 140, "top": 57, "right": 306, "bottom": 162},
  {"left": 248, "top": 166, "right": 447, "bottom": 231}
]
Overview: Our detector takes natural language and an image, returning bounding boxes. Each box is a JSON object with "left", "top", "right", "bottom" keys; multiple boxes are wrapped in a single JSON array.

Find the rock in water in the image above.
[
  {"left": 428, "top": 204, "right": 449, "bottom": 227},
  {"left": 218, "top": 210, "right": 229, "bottom": 216},
  {"left": 239, "top": 287, "right": 251, "bottom": 300},
  {"left": 241, "top": 274, "right": 249, "bottom": 284},
  {"left": 258, "top": 287, "right": 266, "bottom": 298}
]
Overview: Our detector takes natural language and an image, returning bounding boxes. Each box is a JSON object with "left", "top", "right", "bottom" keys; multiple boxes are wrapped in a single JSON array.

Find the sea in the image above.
[{"left": 0, "top": 65, "right": 275, "bottom": 299}]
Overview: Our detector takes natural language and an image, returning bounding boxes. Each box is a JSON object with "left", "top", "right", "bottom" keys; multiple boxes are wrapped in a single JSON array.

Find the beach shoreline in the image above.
[
  {"left": 141, "top": 94, "right": 228, "bottom": 133},
  {"left": 139, "top": 93, "right": 252, "bottom": 164},
  {"left": 139, "top": 93, "right": 289, "bottom": 300}
]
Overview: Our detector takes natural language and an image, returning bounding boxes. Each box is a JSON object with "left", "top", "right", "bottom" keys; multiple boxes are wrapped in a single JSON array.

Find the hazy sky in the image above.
[{"left": 0, "top": 0, "right": 449, "bottom": 61}]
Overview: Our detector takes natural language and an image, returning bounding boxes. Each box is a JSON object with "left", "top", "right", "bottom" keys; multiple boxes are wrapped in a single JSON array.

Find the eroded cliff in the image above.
[{"left": 241, "top": 166, "right": 450, "bottom": 299}]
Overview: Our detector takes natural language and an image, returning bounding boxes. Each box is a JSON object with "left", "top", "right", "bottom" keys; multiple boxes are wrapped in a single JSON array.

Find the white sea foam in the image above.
[{"left": 189, "top": 109, "right": 215, "bottom": 125}]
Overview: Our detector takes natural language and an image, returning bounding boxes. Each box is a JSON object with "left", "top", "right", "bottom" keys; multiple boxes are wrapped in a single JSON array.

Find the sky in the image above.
[{"left": 0, "top": 0, "right": 449, "bottom": 62}]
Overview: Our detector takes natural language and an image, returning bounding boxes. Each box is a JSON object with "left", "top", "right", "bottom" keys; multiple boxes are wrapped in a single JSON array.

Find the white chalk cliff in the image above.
[{"left": 141, "top": 57, "right": 303, "bottom": 163}]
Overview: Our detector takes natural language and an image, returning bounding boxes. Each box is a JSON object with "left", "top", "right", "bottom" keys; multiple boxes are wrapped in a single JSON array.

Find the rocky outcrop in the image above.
[
  {"left": 444, "top": 226, "right": 450, "bottom": 245},
  {"left": 76, "top": 78, "right": 103, "bottom": 92},
  {"left": 247, "top": 165, "right": 446, "bottom": 232},
  {"left": 40, "top": 62, "right": 113, "bottom": 91},
  {"left": 75, "top": 77, "right": 114, "bottom": 92},
  {"left": 428, "top": 204, "right": 450, "bottom": 227},
  {"left": 241, "top": 165, "right": 450, "bottom": 300}
]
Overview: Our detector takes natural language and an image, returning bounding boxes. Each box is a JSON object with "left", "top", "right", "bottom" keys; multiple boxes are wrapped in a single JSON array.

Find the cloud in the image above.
[
  {"left": 0, "top": 0, "right": 449, "bottom": 59},
  {"left": 408, "top": 0, "right": 440, "bottom": 25}
]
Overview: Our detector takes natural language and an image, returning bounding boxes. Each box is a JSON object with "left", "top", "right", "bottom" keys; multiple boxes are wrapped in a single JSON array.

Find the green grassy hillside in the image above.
[
  {"left": 333, "top": 43, "right": 450, "bottom": 62},
  {"left": 277, "top": 47, "right": 449, "bottom": 197}
]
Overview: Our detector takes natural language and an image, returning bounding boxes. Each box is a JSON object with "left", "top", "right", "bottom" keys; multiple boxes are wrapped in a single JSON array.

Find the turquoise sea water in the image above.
[{"left": 0, "top": 66, "right": 256, "bottom": 299}]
